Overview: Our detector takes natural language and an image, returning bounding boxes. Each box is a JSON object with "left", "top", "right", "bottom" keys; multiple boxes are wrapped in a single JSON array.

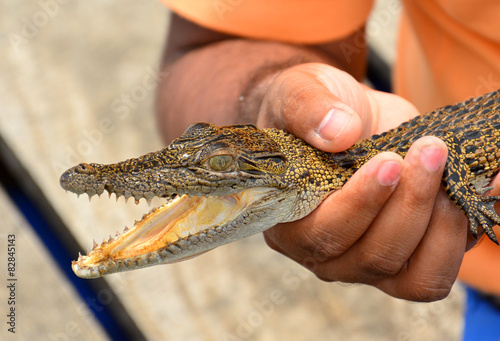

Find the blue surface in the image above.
[
  {"left": 463, "top": 286, "right": 500, "bottom": 341},
  {"left": 6, "top": 188, "right": 129, "bottom": 341}
]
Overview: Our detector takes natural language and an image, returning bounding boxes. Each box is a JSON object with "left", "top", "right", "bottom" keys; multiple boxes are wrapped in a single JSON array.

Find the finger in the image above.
[
  {"left": 315, "top": 137, "right": 449, "bottom": 284},
  {"left": 376, "top": 190, "right": 468, "bottom": 301},
  {"left": 362, "top": 85, "right": 420, "bottom": 132},
  {"left": 256, "top": 63, "right": 371, "bottom": 152},
  {"left": 263, "top": 151, "right": 403, "bottom": 266}
]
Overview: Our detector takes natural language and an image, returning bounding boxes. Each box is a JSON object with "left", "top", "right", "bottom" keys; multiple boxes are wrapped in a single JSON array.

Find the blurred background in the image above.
[{"left": 0, "top": 1, "right": 464, "bottom": 340}]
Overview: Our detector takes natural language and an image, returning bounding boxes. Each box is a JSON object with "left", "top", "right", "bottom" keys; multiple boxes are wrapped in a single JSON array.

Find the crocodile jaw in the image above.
[{"left": 72, "top": 187, "right": 290, "bottom": 278}]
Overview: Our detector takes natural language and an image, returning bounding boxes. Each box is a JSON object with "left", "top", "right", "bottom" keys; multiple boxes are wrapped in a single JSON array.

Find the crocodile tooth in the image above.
[
  {"left": 87, "top": 193, "right": 92, "bottom": 202},
  {"left": 123, "top": 226, "right": 129, "bottom": 232},
  {"left": 159, "top": 249, "right": 171, "bottom": 257},
  {"left": 106, "top": 259, "right": 118, "bottom": 272},
  {"left": 137, "top": 254, "right": 149, "bottom": 266},
  {"left": 92, "top": 239, "right": 98, "bottom": 249},
  {"left": 135, "top": 199, "right": 140, "bottom": 205},
  {"left": 146, "top": 198, "right": 152, "bottom": 206},
  {"left": 115, "top": 231, "right": 120, "bottom": 237},
  {"left": 188, "top": 235, "right": 199, "bottom": 245},
  {"left": 166, "top": 244, "right": 182, "bottom": 254},
  {"left": 134, "top": 220, "right": 139, "bottom": 226},
  {"left": 78, "top": 252, "right": 83, "bottom": 259},
  {"left": 108, "top": 235, "right": 113, "bottom": 242},
  {"left": 177, "top": 239, "right": 191, "bottom": 250},
  {"left": 153, "top": 253, "right": 162, "bottom": 263}
]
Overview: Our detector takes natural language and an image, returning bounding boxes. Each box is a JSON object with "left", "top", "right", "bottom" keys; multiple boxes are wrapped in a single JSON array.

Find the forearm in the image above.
[{"left": 156, "top": 14, "right": 366, "bottom": 143}]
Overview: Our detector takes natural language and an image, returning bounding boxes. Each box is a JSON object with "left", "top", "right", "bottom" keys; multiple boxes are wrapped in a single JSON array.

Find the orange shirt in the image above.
[
  {"left": 395, "top": 0, "right": 500, "bottom": 112},
  {"left": 160, "top": 0, "right": 500, "bottom": 296},
  {"left": 161, "top": 0, "right": 374, "bottom": 44}
]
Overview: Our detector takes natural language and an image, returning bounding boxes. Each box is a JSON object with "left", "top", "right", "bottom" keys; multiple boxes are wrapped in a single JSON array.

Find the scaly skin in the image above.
[{"left": 61, "top": 90, "right": 500, "bottom": 278}]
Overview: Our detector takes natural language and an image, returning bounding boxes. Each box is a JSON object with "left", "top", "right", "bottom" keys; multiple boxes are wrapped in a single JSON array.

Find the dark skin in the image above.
[{"left": 156, "top": 13, "right": 491, "bottom": 302}]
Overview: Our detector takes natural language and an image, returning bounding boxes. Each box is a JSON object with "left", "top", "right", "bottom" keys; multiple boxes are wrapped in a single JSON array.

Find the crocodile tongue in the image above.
[{"left": 72, "top": 187, "right": 277, "bottom": 278}]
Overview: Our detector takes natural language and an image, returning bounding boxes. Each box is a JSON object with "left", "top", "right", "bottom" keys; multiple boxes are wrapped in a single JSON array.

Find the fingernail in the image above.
[
  {"left": 377, "top": 160, "right": 403, "bottom": 186},
  {"left": 316, "top": 109, "right": 352, "bottom": 141},
  {"left": 420, "top": 145, "right": 447, "bottom": 172}
]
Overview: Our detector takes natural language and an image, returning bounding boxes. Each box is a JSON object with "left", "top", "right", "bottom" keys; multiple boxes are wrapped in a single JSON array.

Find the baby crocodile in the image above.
[{"left": 61, "top": 89, "right": 500, "bottom": 279}]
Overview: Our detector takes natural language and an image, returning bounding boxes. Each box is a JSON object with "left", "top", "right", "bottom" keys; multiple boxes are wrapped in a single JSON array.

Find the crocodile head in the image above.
[{"left": 60, "top": 123, "right": 299, "bottom": 278}]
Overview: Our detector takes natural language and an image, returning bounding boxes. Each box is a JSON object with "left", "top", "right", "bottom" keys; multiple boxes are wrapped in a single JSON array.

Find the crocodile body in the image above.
[{"left": 60, "top": 89, "right": 500, "bottom": 279}]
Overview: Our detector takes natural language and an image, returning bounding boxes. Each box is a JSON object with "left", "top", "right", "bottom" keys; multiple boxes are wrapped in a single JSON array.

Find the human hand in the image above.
[
  {"left": 256, "top": 63, "right": 417, "bottom": 152},
  {"left": 258, "top": 63, "right": 471, "bottom": 301}
]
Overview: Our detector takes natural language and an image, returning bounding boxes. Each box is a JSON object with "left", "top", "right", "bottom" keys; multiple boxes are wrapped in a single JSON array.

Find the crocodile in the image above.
[{"left": 60, "top": 89, "right": 500, "bottom": 279}]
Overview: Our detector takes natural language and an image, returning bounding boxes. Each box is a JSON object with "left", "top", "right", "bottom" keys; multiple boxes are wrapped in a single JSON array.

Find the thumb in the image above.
[{"left": 257, "top": 63, "right": 374, "bottom": 152}]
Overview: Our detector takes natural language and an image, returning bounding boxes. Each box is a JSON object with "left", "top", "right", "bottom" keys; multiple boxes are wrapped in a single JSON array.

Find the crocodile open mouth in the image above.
[{"left": 72, "top": 187, "right": 278, "bottom": 279}]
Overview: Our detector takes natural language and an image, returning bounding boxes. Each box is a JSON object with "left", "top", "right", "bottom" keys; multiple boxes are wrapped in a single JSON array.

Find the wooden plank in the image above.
[
  {"left": 1, "top": 1, "right": 465, "bottom": 340},
  {"left": 0, "top": 187, "right": 108, "bottom": 340}
]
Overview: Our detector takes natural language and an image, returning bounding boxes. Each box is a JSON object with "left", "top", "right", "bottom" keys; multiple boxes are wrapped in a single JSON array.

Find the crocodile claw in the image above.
[{"left": 467, "top": 196, "right": 500, "bottom": 245}]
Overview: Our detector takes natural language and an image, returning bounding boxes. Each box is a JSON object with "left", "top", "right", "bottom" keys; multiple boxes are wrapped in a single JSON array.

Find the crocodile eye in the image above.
[
  {"left": 75, "top": 163, "right": 96, "bottom": 175},
  {"left": 209, "top": 155, "right": 233, "bottom": 171}
]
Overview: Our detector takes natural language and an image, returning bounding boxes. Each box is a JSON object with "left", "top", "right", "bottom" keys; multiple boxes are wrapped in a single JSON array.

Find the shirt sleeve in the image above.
[{"left": 160, "top": 0, "right": 374, "bottom": 44}]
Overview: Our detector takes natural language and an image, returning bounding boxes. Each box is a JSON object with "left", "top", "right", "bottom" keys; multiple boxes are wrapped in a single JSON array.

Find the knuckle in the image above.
[
  {"left": 357, "top": 246, "right": 407, "bottom": 279},
  {"left": 300, "top": 227, "right": 349, "bottom": 261},
  {"left": 276, "top": 75, "right": 322, "bottom": 121},
  {"left": 281, "top": 85, "right": 313, "bottom": 119},
  {"left": 263, "top": 236, "right": 281, "bottom": 253},
  {"left": 407, "top": 187, "right": 440, "bottom": 209},
  {"left": 397, "top": 203, "right": 431, "bottom": 226},
  {"left": 392, "top": 187, "right": 437, "bottom": 227},
  {"left": 405, "top": 276, "right": 455, "bottom": 302}
]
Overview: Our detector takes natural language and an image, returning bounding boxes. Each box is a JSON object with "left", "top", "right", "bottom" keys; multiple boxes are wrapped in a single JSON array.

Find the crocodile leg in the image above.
[{"left": 442, "top": 135, "right": 500, "bottom": 244}]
